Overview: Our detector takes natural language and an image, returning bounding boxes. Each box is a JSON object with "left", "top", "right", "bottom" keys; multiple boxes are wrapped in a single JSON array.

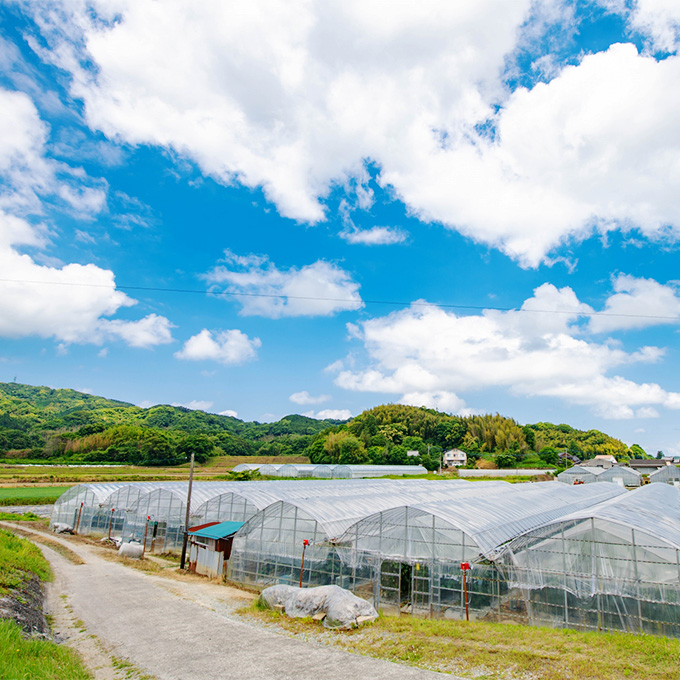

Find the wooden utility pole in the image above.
[{"left": 180, "top": 452, "right": 195, "bottom": 570}]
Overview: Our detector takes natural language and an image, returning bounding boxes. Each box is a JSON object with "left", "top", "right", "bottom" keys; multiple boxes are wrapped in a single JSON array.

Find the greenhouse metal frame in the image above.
[
  {"left": 598, "top": 466, "right": 642, "bottom": 487},
  {"left": 500, "top": 484, "right": 680, "bottom": 637},
  {"left": 557, "top": 465, "right": 605, "bottom": 485},
  {"left": 649, "top": 465, "right": 680, "bottom": 485}
]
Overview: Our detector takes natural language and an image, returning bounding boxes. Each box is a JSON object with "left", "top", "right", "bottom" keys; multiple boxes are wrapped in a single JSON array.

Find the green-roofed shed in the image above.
[{"left": 187, "top": 521, "right": 245, "bottom": 578}]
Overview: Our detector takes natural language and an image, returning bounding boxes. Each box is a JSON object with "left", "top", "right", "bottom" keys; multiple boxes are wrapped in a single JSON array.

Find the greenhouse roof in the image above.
[
  {"left": 548, "top": 483, "right": 680, "bottom": 550},
  {"left": 338, "top": 481, "right": 626, "bottom": 558}
]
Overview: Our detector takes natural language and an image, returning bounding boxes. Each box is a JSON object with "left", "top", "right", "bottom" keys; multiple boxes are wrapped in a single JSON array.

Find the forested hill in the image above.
[
  {"left": 0, "top": 382, "right": 642, "bottom": 469},
  {"left": 0, "top": 382, "right": 344, "bottom": 464}
]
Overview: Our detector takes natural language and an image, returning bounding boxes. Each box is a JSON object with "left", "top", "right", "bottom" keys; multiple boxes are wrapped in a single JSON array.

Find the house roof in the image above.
[{"left": 188, "top": 520, "right": 245, "bottom": 540}]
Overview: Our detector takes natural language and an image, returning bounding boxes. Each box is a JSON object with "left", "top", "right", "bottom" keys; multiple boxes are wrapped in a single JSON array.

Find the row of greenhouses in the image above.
[
  {"left": 50, "top": 479, "right": 680, "bottom": 638},
  {"left": 558, "top": 464, "right": 680, "bottom": 488},
  {"left": 232, "top": 463, "right": 426, "bottom": 478},
  {"left": 557, "top": 465, "right": 642, "bottom": 486}
]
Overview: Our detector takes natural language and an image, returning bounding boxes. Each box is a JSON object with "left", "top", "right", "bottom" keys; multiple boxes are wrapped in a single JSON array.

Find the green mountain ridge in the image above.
[{"left": 0, "top": 382, "right": 643, "bottom": 468}]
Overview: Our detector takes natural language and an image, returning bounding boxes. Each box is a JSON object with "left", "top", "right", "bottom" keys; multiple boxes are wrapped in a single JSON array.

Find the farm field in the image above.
[
  {"left": 0, "top": 486, "right": 72, "bottom": 506},
  {"left": 0, "top": 455, "right": 309, "bottom": 486}
]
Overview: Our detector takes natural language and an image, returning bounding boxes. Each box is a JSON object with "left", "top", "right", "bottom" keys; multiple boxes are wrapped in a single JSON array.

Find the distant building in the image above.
[
  {"left": 581, "top": 454, "right": 618, "bottom": 469},
  {"left": 443, "top": 449, "right": 467, "bottom": 467},
  {"left": 558, "top": 451, "right": 581, "bottom": 465},
  {"left": 406, "top": 450, "right": 420, "bottom": 457},
  {"left": 629, "top": 459, "right": 671, "bottom": 473}
]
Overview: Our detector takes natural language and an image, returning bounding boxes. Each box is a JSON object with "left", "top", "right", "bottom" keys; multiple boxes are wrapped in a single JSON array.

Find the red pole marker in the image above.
[
  {"left": 299, "top": 539, "right": 310, "bottom": 588},
  {"left": 108, "top": 508, "right": 115, "bottom": 540},
  {"left": 460, "top": 562, "right": 471, "bottom": 621}
]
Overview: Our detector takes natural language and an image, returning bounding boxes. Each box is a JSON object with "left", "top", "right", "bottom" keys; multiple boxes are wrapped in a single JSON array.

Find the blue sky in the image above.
[{"left": 1, "top": 1, "right": 680, "bottom": 455}]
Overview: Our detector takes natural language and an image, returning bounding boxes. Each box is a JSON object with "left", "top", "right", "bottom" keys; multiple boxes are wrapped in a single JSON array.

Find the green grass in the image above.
[
  {"left": 244, "top": 606, "right": 680, "bottom": 680},
  {"left": 0, "top": 619, "right": 92, "bottom": 680},
  {"left": 0, "top": 528, "right": 52, "bottom": 595},
  {"left": 0, "top": 486, "right": 72, "bottom": 506},
  {"left": 0, "top": 511, "right": 45, "bottom": 521}
]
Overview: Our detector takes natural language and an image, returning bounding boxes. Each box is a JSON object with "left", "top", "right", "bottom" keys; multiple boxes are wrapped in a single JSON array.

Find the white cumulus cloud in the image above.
[
  {"left": 589, "top": 275, "right": 680, "bottom": 334},
  {"left": 289, "top": 390, "right": 331, "bottom": 405},
  {"left": 174, "top": 328, "right": 261, "bottom": 365},
  {"left": 303, "top": 408, "right": 352, "bottom": 421},
  {"left": 171, "top": 400, "right": 214, "bottom": 411},
  {"left": 206, "top": 250, "right": 363, "bottom": 318},
  {"left": 339, "top": 226, "right": 407, "bottom": 246},
  {"left": 218, "top": 409, "right": 238, "bottom": 418},
  {"left": 21, "top": 2, "right": 680, "bottom": 264},
  {"left": 335, "top": 281, "right": 680, "bottom": 418}
]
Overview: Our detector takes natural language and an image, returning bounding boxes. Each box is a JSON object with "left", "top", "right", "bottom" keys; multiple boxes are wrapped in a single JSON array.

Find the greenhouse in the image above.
[
  {"left": 557, "top": 465, "right": 605, "bottom": 485},
  {"left": 331, "top": 464, "right": 426, "bottom": 478},
  {"left": 331, "top": 482, "right": 625, "bottom": 617},
  {"left": 228, "top": 479, "right": 480, "bottom": 591},
  {"left": 50, "top": 482, "right": 133, "bottom": 536},
  {"left": 598, "top": 466, "right": 642, "bottom": 487},
  {"left": 500, "top": 483, "right": 680, "bottom": 637},
  {"left": 649, "top": 465, "right": 680, "bottom": 485},
  {"left": 227, "top": 481, "right": 625, "bottom": 618},
  {"left": 122, "top": 482, "right": 236, "bottom": 551}
]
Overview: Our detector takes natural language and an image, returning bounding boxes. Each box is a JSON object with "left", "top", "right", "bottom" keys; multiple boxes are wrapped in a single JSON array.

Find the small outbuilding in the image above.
[{"left": 187, "top": 520, "right": 244, "bottom": 578}]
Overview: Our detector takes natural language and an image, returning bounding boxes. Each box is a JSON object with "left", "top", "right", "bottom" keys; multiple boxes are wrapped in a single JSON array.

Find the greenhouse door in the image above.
[
  {"left": 379, "top": 560, "right": 406, "bottom": 613},
  {"left": 412, "top": 563, "right": 431, "bottom": 615},
  {"left": 379, "top": 561, "right": 431, "bottom": 614}
]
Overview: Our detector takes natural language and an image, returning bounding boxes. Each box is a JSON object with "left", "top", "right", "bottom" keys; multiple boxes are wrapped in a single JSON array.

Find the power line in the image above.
[{"left": 0, "top": 276, "right": 678, "bottom": 321}]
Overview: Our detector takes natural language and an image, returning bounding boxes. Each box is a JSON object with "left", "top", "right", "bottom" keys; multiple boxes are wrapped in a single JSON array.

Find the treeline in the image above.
[
  {"left": 0, "top": 382, "right": 342, "bottom": 465},
  {"left": 304, "top": 406, "right": 645, "bottom": 471},
  {"left": 0, "top": 382, "right": 644, "bottom": 468}
]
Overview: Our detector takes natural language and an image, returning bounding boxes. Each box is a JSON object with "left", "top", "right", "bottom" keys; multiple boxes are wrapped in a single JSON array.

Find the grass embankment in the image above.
[
  {"left": 246, "top": 607, "right": 680, "bottom": 680},
  {"left": 0, "top": 529, "right": 91, "bottom": 679},
  {"left": 0, "top": 620, "right": 91, "bottom": 680}
]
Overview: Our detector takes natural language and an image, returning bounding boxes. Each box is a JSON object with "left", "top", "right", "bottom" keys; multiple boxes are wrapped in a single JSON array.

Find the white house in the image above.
[{"left": 443, "top": 449, "right": 467, "bottom": 467}]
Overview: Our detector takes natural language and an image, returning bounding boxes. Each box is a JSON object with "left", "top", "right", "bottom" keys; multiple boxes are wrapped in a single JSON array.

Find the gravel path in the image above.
[{"left": 6, "top": 524, "right": 456, "bottom": 680}]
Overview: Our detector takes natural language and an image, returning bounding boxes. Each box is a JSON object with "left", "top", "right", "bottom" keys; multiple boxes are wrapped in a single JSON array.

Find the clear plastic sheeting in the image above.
[
  {"left": 228, "top": 480, "right": 625, "bottom": 621},
  {"left": 259, "top": 584, "right": 378, "bottom": 629},
  {"left": 50, "top": 483, "right": 132, "bottom": 535},
  {"left": 500, "top": 484, "right": 680, "bottom": 637},
  {"left": 332, "top": 465, "right": 426, "bottom": 479},
  {"left": 649, "top": 465, "right": 680, "bottom": 485},
  {"left": 598, "top": 466, "right": 642, "bottom": 487},
  {"left": 557, "top": 466, "right": 605, "bottom": 485},
  {"left": 231, "top": 463, "right": 263, "bottom": 473}
]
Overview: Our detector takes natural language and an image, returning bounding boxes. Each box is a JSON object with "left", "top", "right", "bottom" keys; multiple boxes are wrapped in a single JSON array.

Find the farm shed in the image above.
[
  {"left": 649, "top": 465, "right": 680, "bottom": 485},
  {"left": 557, "top": 465, "right": 605, "bottom": 485},
  {"left": 187, "top": 520, "right": 244, "bottom": 578},
  {"left": 500, "top": 483, "right": 680, "bottom": 637}
]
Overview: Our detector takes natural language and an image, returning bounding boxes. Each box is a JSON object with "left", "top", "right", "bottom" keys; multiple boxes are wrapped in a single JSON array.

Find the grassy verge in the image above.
[
  {"left": 1, "top": 525, "right": 85, "bottom": 566},
  {"left": 0, "top": 620, "right": 92, "bottom": 680},
  {"left": 0, "top": 529, "right": 52, "bottom": 595},
  {"left": 243, "top": 606, "right": 680, "bottom": 680}
]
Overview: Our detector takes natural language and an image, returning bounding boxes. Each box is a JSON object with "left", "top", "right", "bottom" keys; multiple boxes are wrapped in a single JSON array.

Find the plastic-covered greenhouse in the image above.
[
  {"left": 598, "top": 466, "right": 642, "bottom": 487},
  {"left": 332, "top": 464, "right": 426, "bottom": 478},
  {"left": 499, "top": 484, "right": 680, "bottom": 636},
  {"left": 557, "top": 466, "right": 605, "bottom": 484},
  {"left": 649, "top": 465, "right": 680, "bottom": 484},
  {"left": 231, "top": 463, "right": 427, "bottom": 478},
  {"left": 227, "top": 481, "right": 625, "bottom": 619}
]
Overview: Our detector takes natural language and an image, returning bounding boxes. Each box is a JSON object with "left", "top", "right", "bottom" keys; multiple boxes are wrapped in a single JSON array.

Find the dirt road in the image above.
[{"left": 5, "top": 524, "right": 455, "bottom": 680}]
